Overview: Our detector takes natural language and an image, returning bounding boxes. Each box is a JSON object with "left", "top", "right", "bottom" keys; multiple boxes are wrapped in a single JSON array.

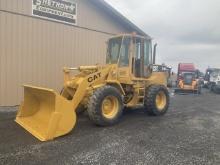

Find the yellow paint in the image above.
[
  {"left": 178, "top": 80, "right": 198, "bottom": 90},
  {"left": 15, "top": 85, "right": 76, "bottom": 141},
  {"left": 156, "top": 91, "right": 167, "bottom": 110},
  {"left": 101, "top": 96, "right": 119, "bottom": 119},
  {"left": 15, "top": 33, "right": 169, "bottom": 141}
]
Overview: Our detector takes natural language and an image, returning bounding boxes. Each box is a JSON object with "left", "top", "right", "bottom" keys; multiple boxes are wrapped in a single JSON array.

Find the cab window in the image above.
[
  {"left": 119, "top": 37, "right": 131, "bottom": 67},
  {"left": 144, "top": 40, "right": 152, "bottom": 66},
  {"left": 107, "top": 37, "right": 122, "bottom": 64}
]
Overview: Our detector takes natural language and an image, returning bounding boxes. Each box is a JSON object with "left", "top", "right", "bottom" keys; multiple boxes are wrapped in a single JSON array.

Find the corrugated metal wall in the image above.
[{"left": 0, "top": 0, "right": 130, "bottom": 106}]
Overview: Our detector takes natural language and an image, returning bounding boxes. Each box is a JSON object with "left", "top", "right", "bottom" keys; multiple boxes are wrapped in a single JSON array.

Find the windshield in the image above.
[
  {"left": 106, "top": 37, "right": 123, "bottom": 64},
  {"left": 184, "top": 73, "right": 194, "bottom": 85},
  {"left": 211, "top": 69, "right": 220, "bottom": 77}
]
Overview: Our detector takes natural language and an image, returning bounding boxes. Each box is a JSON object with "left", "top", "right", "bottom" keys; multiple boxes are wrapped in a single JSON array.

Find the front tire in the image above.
[
  {"left": 144, "top": 85, "right": 170, "bottom": 116},
  {"left": 87, "top": 86, "right": 123, "bottom": 126},
  {"left": 213, "top": 85, "right": 220, "bottom": 94},
  {"left": 198, "top": 85, "right": 202, "bottom": 94}
]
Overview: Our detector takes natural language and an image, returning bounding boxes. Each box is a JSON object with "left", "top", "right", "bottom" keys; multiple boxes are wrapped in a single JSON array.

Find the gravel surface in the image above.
[{"left": 0, "top": 89, "right": 220, "bottom": 165}]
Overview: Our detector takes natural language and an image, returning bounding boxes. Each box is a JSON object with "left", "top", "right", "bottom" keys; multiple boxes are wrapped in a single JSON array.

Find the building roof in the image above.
[{"left": 91, "top": 0, "right": 151, "bottom": 39}]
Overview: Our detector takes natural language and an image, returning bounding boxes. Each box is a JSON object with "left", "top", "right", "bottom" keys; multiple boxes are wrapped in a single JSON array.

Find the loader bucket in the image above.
[{"left": 15, "top": 85, "right": 76, "bottom": 141}]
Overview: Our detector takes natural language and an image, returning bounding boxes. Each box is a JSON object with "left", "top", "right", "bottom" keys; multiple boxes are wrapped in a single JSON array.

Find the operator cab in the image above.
[
  {"left": 211, "top": 69, "right": 220, "bottom": 77},
  {"left": 182, "top": 72, "right": 196, "bottom": 85},
  {"left": 106, "top": 34, "right": 153, "bottom": 79}
]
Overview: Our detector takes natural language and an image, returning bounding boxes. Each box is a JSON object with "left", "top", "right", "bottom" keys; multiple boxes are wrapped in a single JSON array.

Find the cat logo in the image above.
[{"left": 88, "top": 73, "right": 101, "bottom": 83}]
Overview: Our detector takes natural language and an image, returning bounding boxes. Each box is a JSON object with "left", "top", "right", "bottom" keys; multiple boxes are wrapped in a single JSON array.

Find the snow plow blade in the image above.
[{"left": 15, "top": 85, "right": 76, "bottom": 141}]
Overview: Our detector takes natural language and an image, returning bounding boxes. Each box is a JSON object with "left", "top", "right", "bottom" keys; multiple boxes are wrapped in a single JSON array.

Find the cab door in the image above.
[
  {"left": 117, "top": 36, "right": 132, "bottom": 83},
  {"left": 143, "top": 39, "right": 152, "bottom": 78},
  {"left": 133, "top": 38, "right": 152, "bottom": 78}
]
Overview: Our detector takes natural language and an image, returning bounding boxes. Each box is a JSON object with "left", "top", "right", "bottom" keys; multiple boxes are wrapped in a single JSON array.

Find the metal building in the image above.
[{"left": 0, "top": 0, "right": 148, "bottom": 106}]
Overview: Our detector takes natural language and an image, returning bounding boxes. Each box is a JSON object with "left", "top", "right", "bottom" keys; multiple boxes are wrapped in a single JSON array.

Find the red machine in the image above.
[
  {"left": 177, "top": 63, "right": 196, "bottom": 81},
  {"left": 175, "top": 63, "right": 201, "bottom": 94}
]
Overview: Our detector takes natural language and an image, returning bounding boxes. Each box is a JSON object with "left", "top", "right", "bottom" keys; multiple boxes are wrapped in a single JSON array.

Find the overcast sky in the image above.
[{"left": 105, "top": 0, "right": 220, "bottom": 72}]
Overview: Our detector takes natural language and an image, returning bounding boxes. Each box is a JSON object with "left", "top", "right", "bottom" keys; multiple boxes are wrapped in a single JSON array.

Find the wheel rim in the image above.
[
  {"left": 102, "top": 96, "right": 119, "bottom": 119},
  {"left": 156, "top": 91, "right": 167, "bottom": 111}
]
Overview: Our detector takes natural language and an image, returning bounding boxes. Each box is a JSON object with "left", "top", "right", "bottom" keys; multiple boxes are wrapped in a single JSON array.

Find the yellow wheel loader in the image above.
[{"left": 15, "top": 33, "right": 170, "bottom": 141}]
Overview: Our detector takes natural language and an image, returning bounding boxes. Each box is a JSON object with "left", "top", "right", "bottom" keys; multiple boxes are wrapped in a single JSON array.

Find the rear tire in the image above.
[
  {"left": 144, "top": 85, "right": 170, "bottom": 116},
  {"left": 87, "top": 86, "right": 123, "bottom": 126}
]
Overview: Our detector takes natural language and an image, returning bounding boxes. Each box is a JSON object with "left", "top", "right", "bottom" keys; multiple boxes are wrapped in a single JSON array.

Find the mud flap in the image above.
[{"left": 15, "top": 85, "right": 76, "bottom": 141}]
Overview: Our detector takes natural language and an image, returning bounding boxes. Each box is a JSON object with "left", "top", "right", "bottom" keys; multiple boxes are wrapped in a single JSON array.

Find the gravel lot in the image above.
[{"left": 0, "top": 89, "right": 220, "bottom": 165}]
